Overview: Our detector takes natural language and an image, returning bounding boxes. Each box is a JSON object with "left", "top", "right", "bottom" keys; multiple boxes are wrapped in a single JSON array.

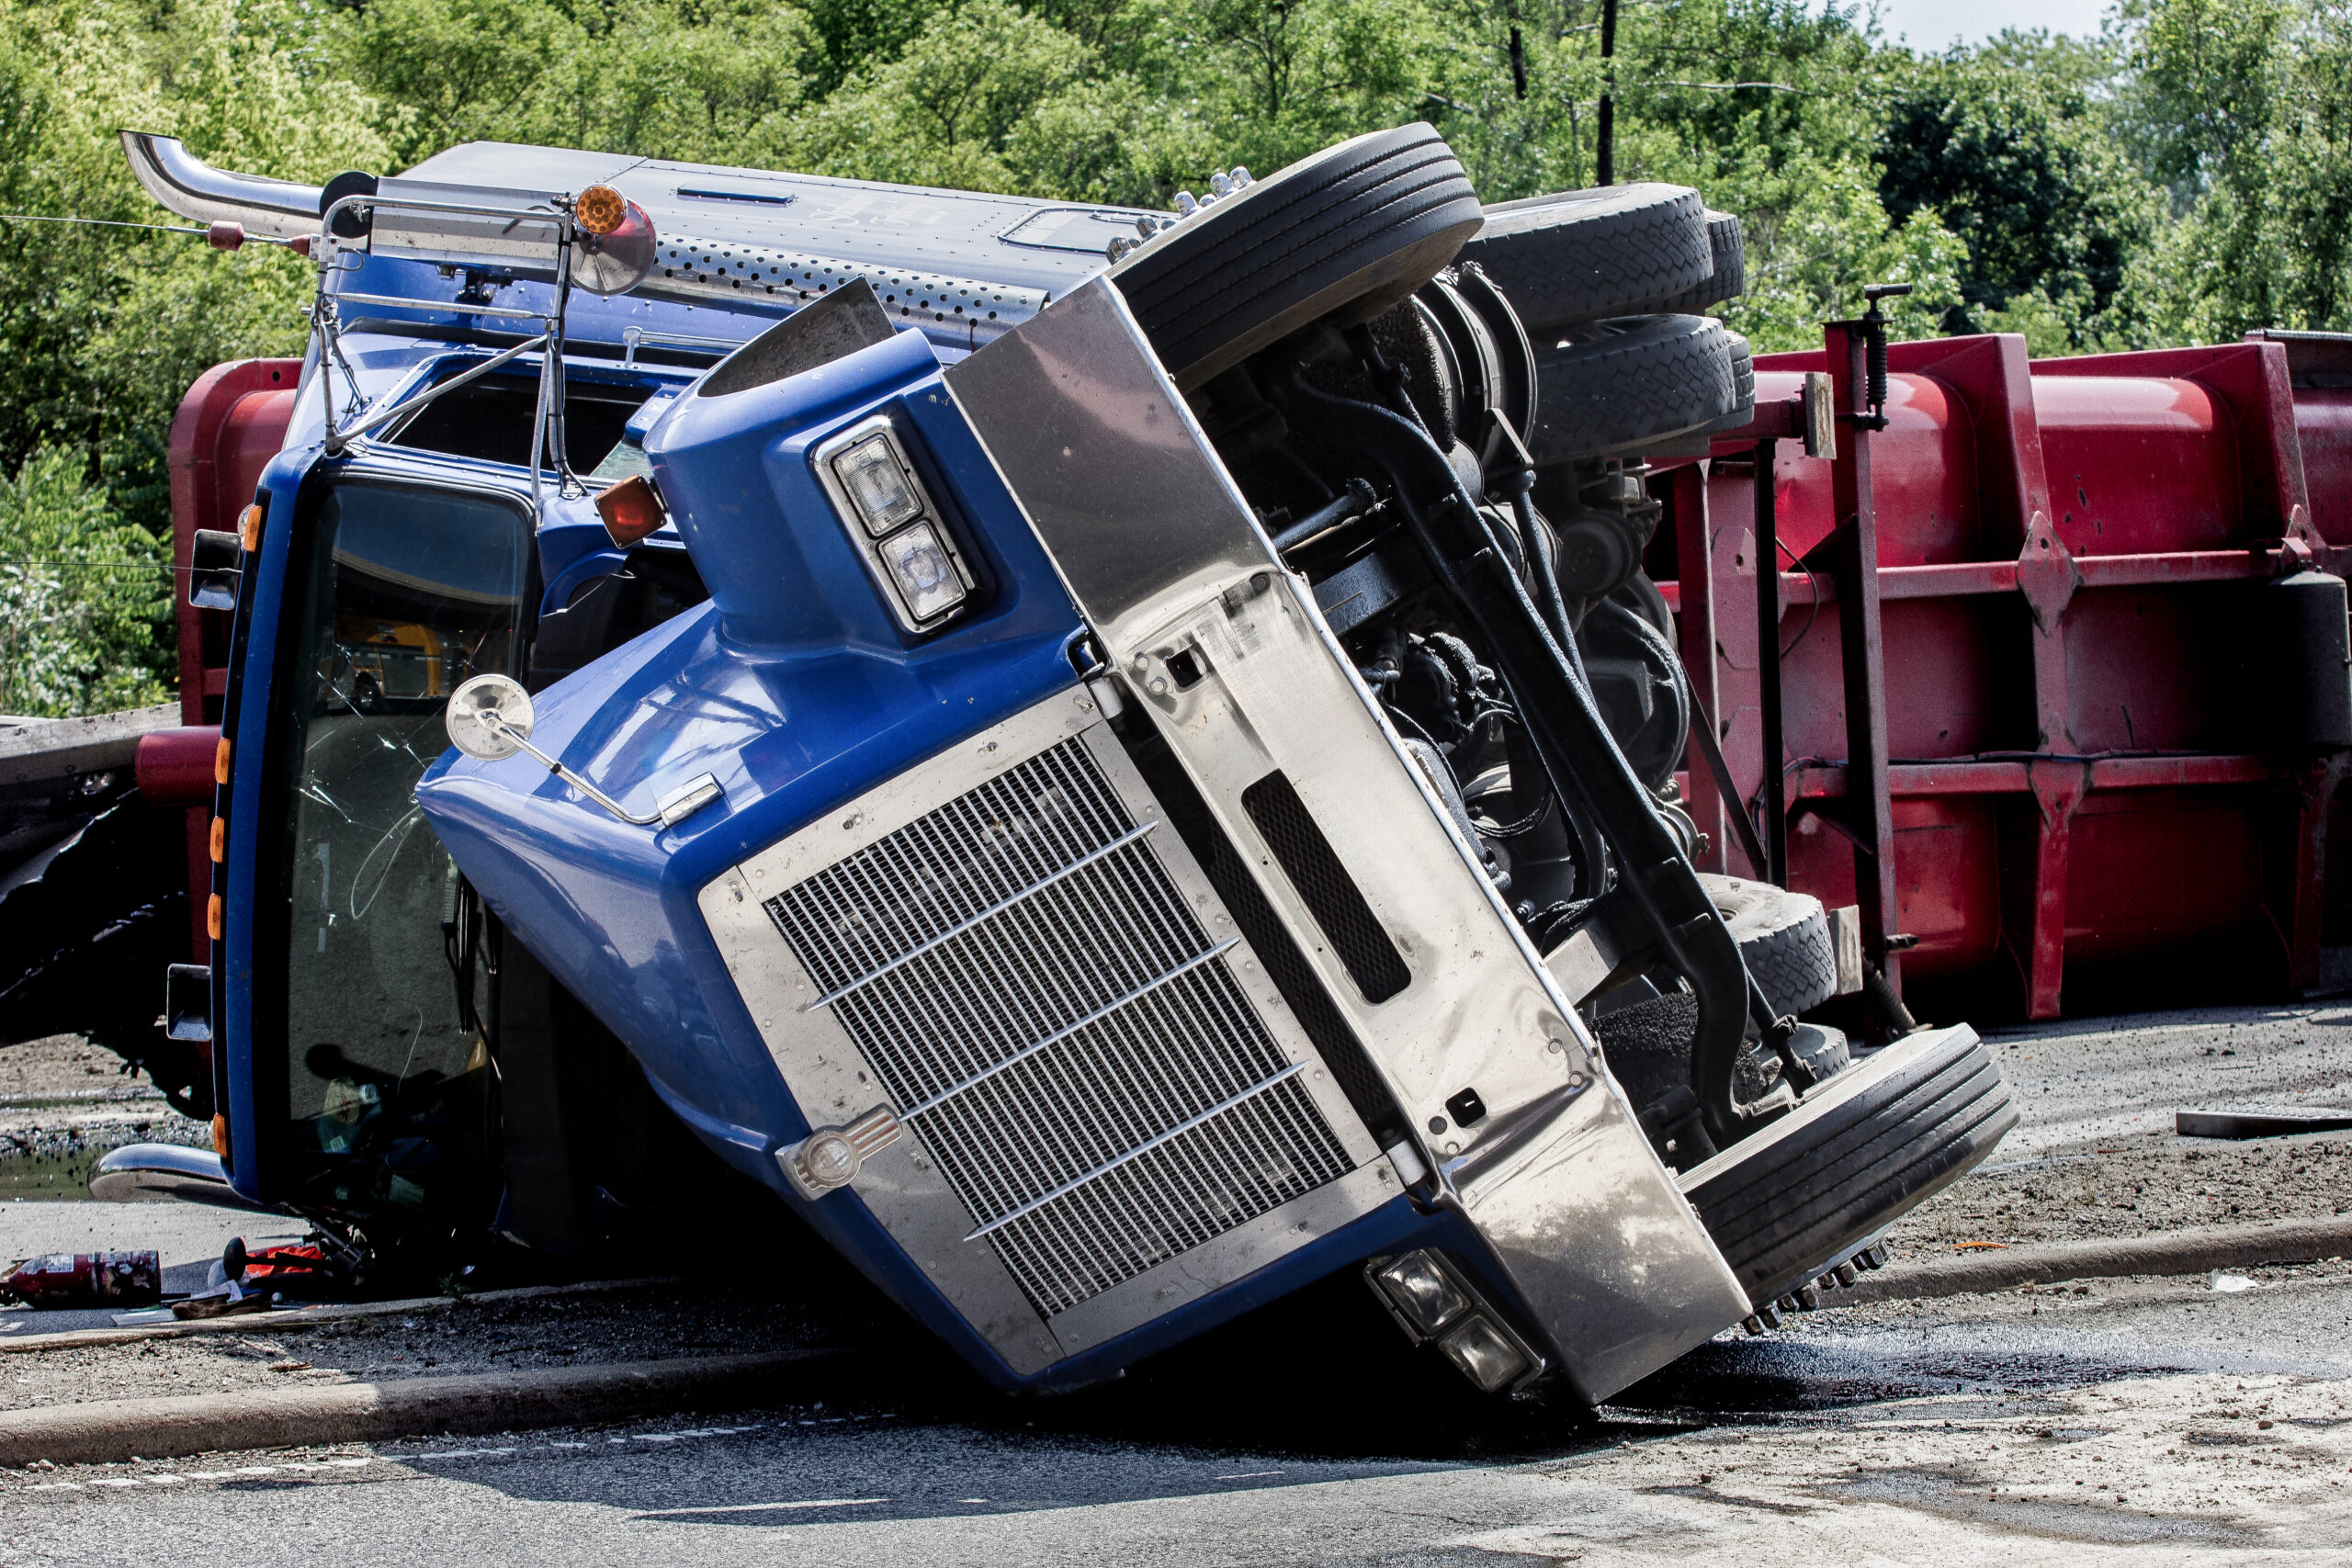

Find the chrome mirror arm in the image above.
[
  {"left": 472, "top": 711, "right": 722, "bottom": 829},
  {"left": 476, "top": 711, "right": 662, "bottom": 826},
  {"left": 323, "top": 332, "right": 548, "bottom": 456}
]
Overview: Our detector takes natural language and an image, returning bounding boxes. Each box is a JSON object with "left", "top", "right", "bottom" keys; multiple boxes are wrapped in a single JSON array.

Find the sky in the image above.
[{"left": 1857, "top": 0, "right": 2117, "bottom": 48}]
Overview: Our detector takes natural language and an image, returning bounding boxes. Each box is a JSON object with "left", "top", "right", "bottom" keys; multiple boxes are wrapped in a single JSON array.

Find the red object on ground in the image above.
[
  {"left": 2, "top": 1252, "right": 163, "bottom": 1309},
  {"left": 166, "top": 359, "right": 299, "bottom": 964},
  {"left": 1657, "top": 328, "right": 2351, "bottom": 1020},
  {"left": 234, "top": 1244, "right": 327, "bottom": 1286}
]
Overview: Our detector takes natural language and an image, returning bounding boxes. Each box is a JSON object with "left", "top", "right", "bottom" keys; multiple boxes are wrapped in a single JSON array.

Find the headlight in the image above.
[
  {"left": 813, "top": 417, "right": 976, "bottom": 633},
  {"left": 833, "top": 435, "right": 923, "bottom": 536},
  {"left": 1366, "top": 1248, "right": 1546, "bottom": 1394},
  {"left": 876, "top": 522, "right": 967, "bottom": 621},
  {"left": 1436, "top": 1314, "right": 1532, "bottom": 1393},
  {"left": 1372, "top": 1249, "right": 1472, "bottom": 1337}
]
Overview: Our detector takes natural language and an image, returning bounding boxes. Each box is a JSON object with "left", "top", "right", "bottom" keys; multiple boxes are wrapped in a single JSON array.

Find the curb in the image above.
[
  {"left": 0, "top": 1348, "right": 872, "bottom": 1468},
  {"left": 1, "top": 1276, "right": 684, "bottom": 1356},
  {"left": 1839, "top": 1214, "right": 2352, "bottom": 1305}
]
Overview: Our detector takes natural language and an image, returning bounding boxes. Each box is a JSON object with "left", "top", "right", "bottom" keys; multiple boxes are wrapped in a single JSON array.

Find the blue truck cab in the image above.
[{"left": 119, "top": 127, "right": 2016, "bottom": 1402}]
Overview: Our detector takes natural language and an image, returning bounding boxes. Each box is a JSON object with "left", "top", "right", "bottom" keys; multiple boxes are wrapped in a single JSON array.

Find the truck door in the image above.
[{"left": 220, "top": 465, "right": 531, "bottom": 1218}]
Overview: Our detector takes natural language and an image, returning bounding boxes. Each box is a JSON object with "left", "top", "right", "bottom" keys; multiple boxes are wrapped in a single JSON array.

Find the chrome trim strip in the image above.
[
  {"left": 963, "top": 1061, "right": 1308, "bottom": 1243},
  {"left": 899, "top": 937, "right": 1241, "bottom": 1120},
  {"left": 800, "top": 818, "right": 1159, "bottom": 1010},
  {"left": 328, "top": 288, "right": 552, "bottom": 323}
]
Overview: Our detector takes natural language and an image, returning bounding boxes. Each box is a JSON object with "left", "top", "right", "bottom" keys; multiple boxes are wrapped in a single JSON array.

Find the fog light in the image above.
[
  {"left": 834, "top": 435, "right": 922, "bottom": 536},
  {"left": 1373, "top": 1250, "right": 1471, "bottom": 1337},
  {"left": 800, "top": 1132, "right": 860, "bottom": 1188},
  {"left": 1436, "top": 1314, "right": 1531, "bottom": 1393},
  {"left": 877, "top": 522, "right": 967, "bottom": 622}
]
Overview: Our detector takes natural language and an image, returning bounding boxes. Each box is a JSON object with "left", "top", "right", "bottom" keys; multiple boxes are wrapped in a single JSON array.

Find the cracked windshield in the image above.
[{"left": 283, "top": 481, "right": 526, "bottom": 1212}]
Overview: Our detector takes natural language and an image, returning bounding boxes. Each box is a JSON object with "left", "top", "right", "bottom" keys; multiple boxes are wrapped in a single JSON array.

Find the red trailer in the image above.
[{"left": 1655, "top": 326, "right": 2352, "bottom": 1021}]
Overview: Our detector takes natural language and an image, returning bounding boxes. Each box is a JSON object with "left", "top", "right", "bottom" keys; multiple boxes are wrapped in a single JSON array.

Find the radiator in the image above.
[{"left": 763, "top": 732, "right": 1354, "bottom": 1316}]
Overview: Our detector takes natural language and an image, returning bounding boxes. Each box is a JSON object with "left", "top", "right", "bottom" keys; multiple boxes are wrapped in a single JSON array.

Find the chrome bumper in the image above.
[{"left": 936, "top": 277, "right": 1750, "bottom": 1399}]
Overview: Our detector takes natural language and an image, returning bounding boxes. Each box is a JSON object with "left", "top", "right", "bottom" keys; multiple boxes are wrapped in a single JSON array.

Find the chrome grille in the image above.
[{"left": 766, "top": 734, "right": 1354, "bottom": 1315}]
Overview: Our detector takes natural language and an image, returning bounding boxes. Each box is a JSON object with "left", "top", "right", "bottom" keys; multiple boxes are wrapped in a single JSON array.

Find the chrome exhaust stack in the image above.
[{"left": 119, "top": 131, "right": 323, "bottom": 239}]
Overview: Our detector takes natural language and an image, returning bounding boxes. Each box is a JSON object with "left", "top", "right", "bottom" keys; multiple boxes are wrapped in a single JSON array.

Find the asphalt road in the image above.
[
  {"left": 6, "top": 1000, "right": 2351, "bottom": 1562},
  {"left": 5, "top": 1263, "right": 2348, "bottom": 1564}
]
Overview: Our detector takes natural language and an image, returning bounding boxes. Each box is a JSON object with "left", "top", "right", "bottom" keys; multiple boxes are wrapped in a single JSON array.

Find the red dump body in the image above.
[{"left": 1657, "top": 329, "right": 2352, "bottom": 1019}]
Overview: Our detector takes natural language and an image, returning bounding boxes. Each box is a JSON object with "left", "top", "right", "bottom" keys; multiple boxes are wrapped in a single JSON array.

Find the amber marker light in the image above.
[
  {"left": 209, "top": 817, "right": 225, "bottom": 863},
  {"left": 207, "top": 894, "right": 224, "bottom": 942},
  {"left": 214, "top": 737, "right": 232, "bottom": 785},
  {"left": 241, "top": 502, "right": 266, "bottom": 553},
  {"left": 211, "top": 1114, "right": 230, "bottom": 1157},
  {"left": 596, "top": 474, "right": 668, "bottom": 547},
  {"left": 576, "top": 185, "right": 628, "bottom": 236}
]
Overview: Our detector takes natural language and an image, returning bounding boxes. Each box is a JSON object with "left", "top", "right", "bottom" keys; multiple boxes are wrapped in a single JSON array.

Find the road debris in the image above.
[{"left": 2177, "top": 1105, "right": 2352, "bottom": 1139}]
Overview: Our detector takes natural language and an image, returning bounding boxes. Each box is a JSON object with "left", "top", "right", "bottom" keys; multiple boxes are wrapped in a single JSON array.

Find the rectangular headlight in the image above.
[
  {"left": 833, "top": 434, "right": 922, "bottom": 536},
  {"left": 1370, "top": 1249, "right": 1472, "bottom": 1337},
  {"left": 812, "top": 416, "right": 975, "bottom": 634},
  {"left": 876, "top": 522, "right": 967, "bottom": 622},
  {"left": 1436, "top": 1314, "right": 1532, "bottom": 1393}
]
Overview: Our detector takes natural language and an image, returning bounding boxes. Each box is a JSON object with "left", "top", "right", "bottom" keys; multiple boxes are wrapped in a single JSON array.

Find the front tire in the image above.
[
  {"left": 1680, "top": 1024, "right": 2018, "bottom": 1311},
  {"left": 1112, "top": 123, "right": 1483, "bottom": 390}
]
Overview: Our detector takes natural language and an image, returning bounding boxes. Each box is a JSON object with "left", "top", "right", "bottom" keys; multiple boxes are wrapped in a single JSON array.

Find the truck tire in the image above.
[
  {"left": 1112, "top": 123, "right": 1483, "bottom": 391},
  {"left": 1651, "top": 209, "right": 1746, "bottom": 314},
  {"left": 1699, "top": 873, "right": 1838, "bottom": 1018},
  {"left": 1681, "top": 1024, "right": 2018, "bottom": 1310},
  {"left": 1456, "top": 184, "right": 1711, "bottom": 333},
  {"left": 1528, "top": 314, "right": 1744, "bottom": 463}
]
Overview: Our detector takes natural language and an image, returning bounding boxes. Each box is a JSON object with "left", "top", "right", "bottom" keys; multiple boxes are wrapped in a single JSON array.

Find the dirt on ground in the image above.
[
  {"left": 1, "top": 1038, "right": 209, "bottom": 1201},
  {"left": 1881, "top": 1130, "right": 2352, "bottom": 1258},
  {"left": 0, "top": 1037, "right": 155, "bottom": 1101}
]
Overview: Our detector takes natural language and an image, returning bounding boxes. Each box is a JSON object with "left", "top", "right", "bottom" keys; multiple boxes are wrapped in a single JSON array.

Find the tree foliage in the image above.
[{"left": 0, "top": 0, "right": 2344, "bottom": 711}]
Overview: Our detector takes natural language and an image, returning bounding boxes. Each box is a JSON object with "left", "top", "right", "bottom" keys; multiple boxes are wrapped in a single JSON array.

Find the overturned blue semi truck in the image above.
[{"left": 63, "top": 124, "right": 2014, "bottom": 1399}]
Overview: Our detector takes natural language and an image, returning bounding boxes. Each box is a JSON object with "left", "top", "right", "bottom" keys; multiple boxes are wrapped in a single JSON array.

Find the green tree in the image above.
[
  {"left": 2121, "top": 0, "right": 2352, "bottom": 336},
  {"left": 0, "top": 447, "right": 172, "bottom": 716},
  {"left": 1877, "top": 33, "right": 2158, "bottom": 348}
]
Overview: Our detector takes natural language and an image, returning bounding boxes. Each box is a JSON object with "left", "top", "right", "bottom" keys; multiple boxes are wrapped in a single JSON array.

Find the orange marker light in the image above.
[
  {"left": 576, "top": 185, "right": 628, "bottom": 236},
  {"left": 241, "top": 502, "right": 266, "bottom": 554},
  {"left": 207, "top": 894, "right": 224, "bottom": 942},
  {"left": 214, "top": 737, "right": 232, "bottom": 784},
  {"left": 211, "top": 1114, "right": 230, "bottom": 1157},
  {"left": 209, "top": 817, "right": 225, "bottom": 863},
  {"left": 596, "top": 474, "right": 667, "bottom": 547}
]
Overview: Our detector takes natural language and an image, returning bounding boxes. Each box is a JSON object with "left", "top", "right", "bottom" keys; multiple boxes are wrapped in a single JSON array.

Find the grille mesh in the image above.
[{"left": 766, "top": 734, "right": 1354, "bottom": 1315}]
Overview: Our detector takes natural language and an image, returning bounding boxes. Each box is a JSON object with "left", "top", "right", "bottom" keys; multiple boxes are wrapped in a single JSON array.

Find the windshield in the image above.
[{"left": 273, "top": 480, "right": 526, "bottom": 1213}]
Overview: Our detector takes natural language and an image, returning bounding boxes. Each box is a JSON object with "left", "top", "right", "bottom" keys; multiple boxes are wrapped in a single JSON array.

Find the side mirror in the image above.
[{"left": 446, "top": 673, "right": 535, "bottom": 761}]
